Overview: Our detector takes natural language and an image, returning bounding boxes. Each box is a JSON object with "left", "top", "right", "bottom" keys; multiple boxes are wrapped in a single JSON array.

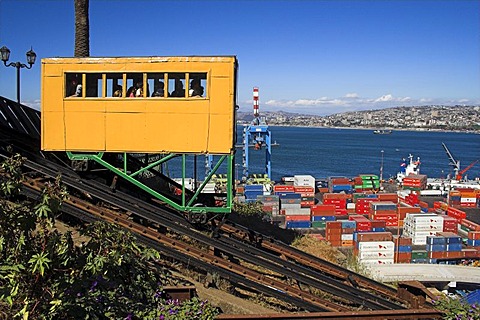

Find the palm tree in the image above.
[{"left": 74, "top": 0, "right": 89, "bottom": 57}]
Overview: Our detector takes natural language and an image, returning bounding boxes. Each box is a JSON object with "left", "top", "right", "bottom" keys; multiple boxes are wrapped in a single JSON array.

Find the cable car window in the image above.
[
  {"left": 126, "top": 73, "right": 144, "bottom": 98},
  {"left": 86, "top": 73, "right": 102, "bottom": 97},
  {"left": 65, "top": 73, "right": 82, "bottom": 97},
  {"left": 106, "top": 73, "right": 123, "bottom": 97},
  {"left": 188, "top": 73, "right": 207, "bottom": 97},
  {"left": 148, "top": 73, "right": 165, "bottom": 97},
  {"left": 168, "top": 73, "right": 186, "bottom": 98}
]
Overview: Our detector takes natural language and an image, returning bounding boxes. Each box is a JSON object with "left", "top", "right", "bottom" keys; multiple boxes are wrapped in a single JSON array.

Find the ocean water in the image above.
[{"left": 236, "top": 126, "right": 480, "bottom": 182}]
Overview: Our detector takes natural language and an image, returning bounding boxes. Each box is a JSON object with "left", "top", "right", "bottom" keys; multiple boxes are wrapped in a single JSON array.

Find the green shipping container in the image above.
[
  {"left": 311, "top": 221, "right": 327, "bottom": 229},
  {"left": 411, "top": 250, "right": 428, "bottom": 260}
]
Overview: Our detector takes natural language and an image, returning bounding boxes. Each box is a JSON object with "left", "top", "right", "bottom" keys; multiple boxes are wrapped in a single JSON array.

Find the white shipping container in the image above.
[
  {"left": 293, "top": 175, "right": 315, "bottom": 188},
  {"left": 341, "top": 234, "right": 354, "bottom": 241},
  {"left": 281, "top": 203, "right": 302, "bottom": 210},
  {"left": 405, "top": 213, "right": 437, "bottom": 219},
  {"left": 283, "top": 207, "right": 311, "bottom": 215},
  {"left": 347, "top": 203, "right": 356, "bottom": 210},
  {"left": 411, "top": 217, "right": 444, "bottom": 224},
  {"left": 358, "top": 258, "right": 394, "bottom": 265},
  {"left": 408, "top": 231, "right": 439, "bottom": 237},
  {"left": 358, "top": 241, "right": 395, "bottom": 251},
  {"left": 461, "top": 198, "right": 477, "bottom": 203},
  {"left": 358, "top": 250, "right": 394, "bottom": 259},
  {"left": 412, "top": 238, "right": 427, "bottom": 245}
]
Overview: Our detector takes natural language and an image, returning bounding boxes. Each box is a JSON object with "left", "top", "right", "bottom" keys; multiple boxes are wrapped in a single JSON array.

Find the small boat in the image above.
[{"left": 373, "top": 129, "right": 392, "bottom": 134}]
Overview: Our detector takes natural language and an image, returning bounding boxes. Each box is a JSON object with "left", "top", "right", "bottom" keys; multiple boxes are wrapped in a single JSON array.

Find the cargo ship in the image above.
[{"left": 373, "top": 129, "right": 392, "bottom": 134}]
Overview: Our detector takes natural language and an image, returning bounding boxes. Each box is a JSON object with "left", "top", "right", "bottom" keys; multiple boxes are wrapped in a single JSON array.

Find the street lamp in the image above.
[{"left": 0, "top": 45, "right": 37, "bottom": 104}]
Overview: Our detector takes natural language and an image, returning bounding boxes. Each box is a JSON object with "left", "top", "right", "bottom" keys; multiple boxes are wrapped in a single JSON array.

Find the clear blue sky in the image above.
[{"left": 0, "top": 0, "right": 479, "bottom": 115}]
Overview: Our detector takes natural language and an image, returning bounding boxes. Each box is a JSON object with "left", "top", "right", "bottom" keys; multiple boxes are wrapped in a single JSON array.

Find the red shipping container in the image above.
[
  {"left": 285, "top": 215, "right": 311, "bottom": 221},
  {"left": 294, "top": 186, "right": 315, "bottom": 193},
  {"left": 273, "top": 185, "right": 295, "bottom": 192},
  {"left": 335, "top": 209, "right": 348, "bottom": 215},
  {"left": 371, "top": 220, "right": 387, "bottom": 228},
  {"left": 447, "top": 207, "right": 467, "bottom": 220}
]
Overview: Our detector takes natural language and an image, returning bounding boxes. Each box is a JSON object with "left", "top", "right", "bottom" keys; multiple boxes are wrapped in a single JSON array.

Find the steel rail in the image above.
[
  {"left": 14, "top": 172, "right": 444, "bottom": 319},
  {"left": 220, "top": 222, "right": 404, "bottom": 302},
  {"left": 216, "top": 308, "right": 444, "bottom": 319},
  {"left": 19, "top": 174, "right": 347, "bottom": 312},
  {"left": 214, "top": 229, "right": 404, "bottom": 310},
  {"left": 17, "top": 157, "right": 407, "bottom": 310}
]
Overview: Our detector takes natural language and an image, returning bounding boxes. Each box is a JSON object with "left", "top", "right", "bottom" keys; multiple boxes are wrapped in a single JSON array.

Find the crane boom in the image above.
[{"left": 442, "top": 142, "right": 460, "bottom": 178}]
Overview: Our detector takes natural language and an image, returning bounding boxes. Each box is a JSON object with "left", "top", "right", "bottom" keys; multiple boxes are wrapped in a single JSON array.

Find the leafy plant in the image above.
[
  {"left": 0, "top": 154, "right": 218, "bottom": 319},
  {"left": 433, "top": 297, "right": 480, "bottom": 320}
]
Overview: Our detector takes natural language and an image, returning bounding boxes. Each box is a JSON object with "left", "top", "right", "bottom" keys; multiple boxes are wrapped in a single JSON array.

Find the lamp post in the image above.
[{"left": 0, "top": 46, "right": 37, "bottom": 104}]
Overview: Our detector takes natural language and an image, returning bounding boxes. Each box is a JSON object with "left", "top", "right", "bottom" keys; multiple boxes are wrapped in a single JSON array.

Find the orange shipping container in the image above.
[
  {"left": 326, "top": 221, "right": 342, "bottom": 229},
  {"left": 468, "top": 231, "right": 480, "bottom": 240},
  {"left": 356, "top": 232, "right": 393, "bottom": 242},
  {"left": 428, "top": 251, "right": 448, "bottom": 259},
  {"left": 460, "top": 219, "right": 480, "bottom": 231},
  {"left": 394, "top": 252, "right": 412, "bottom": 263}
]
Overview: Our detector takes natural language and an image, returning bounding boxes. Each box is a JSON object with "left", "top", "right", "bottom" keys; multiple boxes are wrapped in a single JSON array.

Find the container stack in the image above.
[
  {"left": 310, "top": 205, "right": 336, "bottom": 228},
  {"left": 398, "top": 190, "right": 420, "bottom": 206},
  {"left": 393, "top": 235, "right": 412, "bottom": 263},
  {"left": 293, "top": 175, "right": 315, "bottom": 189},
  {"left": 339, "top": 219, "right": 356, "bottom": 247},
  {"left": 273, "top": 184, "right": 310, "bottom": 226},
  {"left": 355, "top": 196, "right": 379, "bottom": 214},
  {"left": 328, "top": 177, "right": 353, "bottom": 193},
  {"left": 369, "top": 201, "right": 398, "bottom": 227},
  {"left": 349, "top": 215, "right": 372, "bottom": 232},
  {"left": 466, "top": 231, "right": 480, "bottom": 249},
  {"left": 294, "top": 186, "right": 316, "bottom": 208},
  {"left": 325, "top": 220, "right": 356, "bottom": 247},
  {"left": 354, "top": 232, "right": 395, "bottom": 266},
  {"left": 397, "top": 204, "right": 422, "bottom": 226},
  {"left": 353, "top": 175, "right": 380, "bottom": 192},
  {"left": 325, "top": 221, "right": 342, "bottom": 247},
  {"left": 448, "top": 190, "right": 461, "bottom": 207},
  {"left": 322, "top": 193, "right": 350, "bottom": 215},
  {"left": 457, "top": 188, "right": 480, "bottom": 208},
  {"left": 402, "top": 213, "right": 444, "bottom": 245},
  {"left": 426, "top": 233, "right": 463, "bottom": 264},
  {"left": 244, "top": 184, "right": 264, "bottom": 202},
  {"left": 401, "top": 174, "right": 427, "bottom": 191},
  {"left": 257, "top": 195, "right": 280, "bottom": 216}
]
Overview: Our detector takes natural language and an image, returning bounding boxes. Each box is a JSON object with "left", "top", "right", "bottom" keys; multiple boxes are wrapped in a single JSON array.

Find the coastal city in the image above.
[{"left": 238, "top": 105, "right": 480, "bottom": 133}]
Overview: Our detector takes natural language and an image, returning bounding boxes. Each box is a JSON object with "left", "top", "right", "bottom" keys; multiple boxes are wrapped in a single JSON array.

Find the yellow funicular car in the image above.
[{"left": 41, "top": 56, "right": 238, "bottom": 226}]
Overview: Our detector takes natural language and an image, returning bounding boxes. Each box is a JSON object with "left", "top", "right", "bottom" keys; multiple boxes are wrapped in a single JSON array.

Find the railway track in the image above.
[{"left": 0, "top": 97, "right": 444, "bottom": 318}]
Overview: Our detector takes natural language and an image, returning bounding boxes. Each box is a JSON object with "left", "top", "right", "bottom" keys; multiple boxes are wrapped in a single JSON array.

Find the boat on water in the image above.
[
  {"left": 396, "top": 153, "right": 480, "bottom": 195},
  {"left": 373, "top": 129, "right": 392, "bottom": 134}
]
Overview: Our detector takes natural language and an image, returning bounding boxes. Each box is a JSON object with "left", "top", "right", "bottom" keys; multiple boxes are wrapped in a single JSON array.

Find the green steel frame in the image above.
[{"left": 66, "top": 152, "right": 234, "bottom": 215}]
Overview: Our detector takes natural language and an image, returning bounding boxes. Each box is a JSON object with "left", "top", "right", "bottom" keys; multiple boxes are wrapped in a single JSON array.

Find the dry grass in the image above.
[{"left": 291, "top": 234, "right": 347, "bottom": 265}]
